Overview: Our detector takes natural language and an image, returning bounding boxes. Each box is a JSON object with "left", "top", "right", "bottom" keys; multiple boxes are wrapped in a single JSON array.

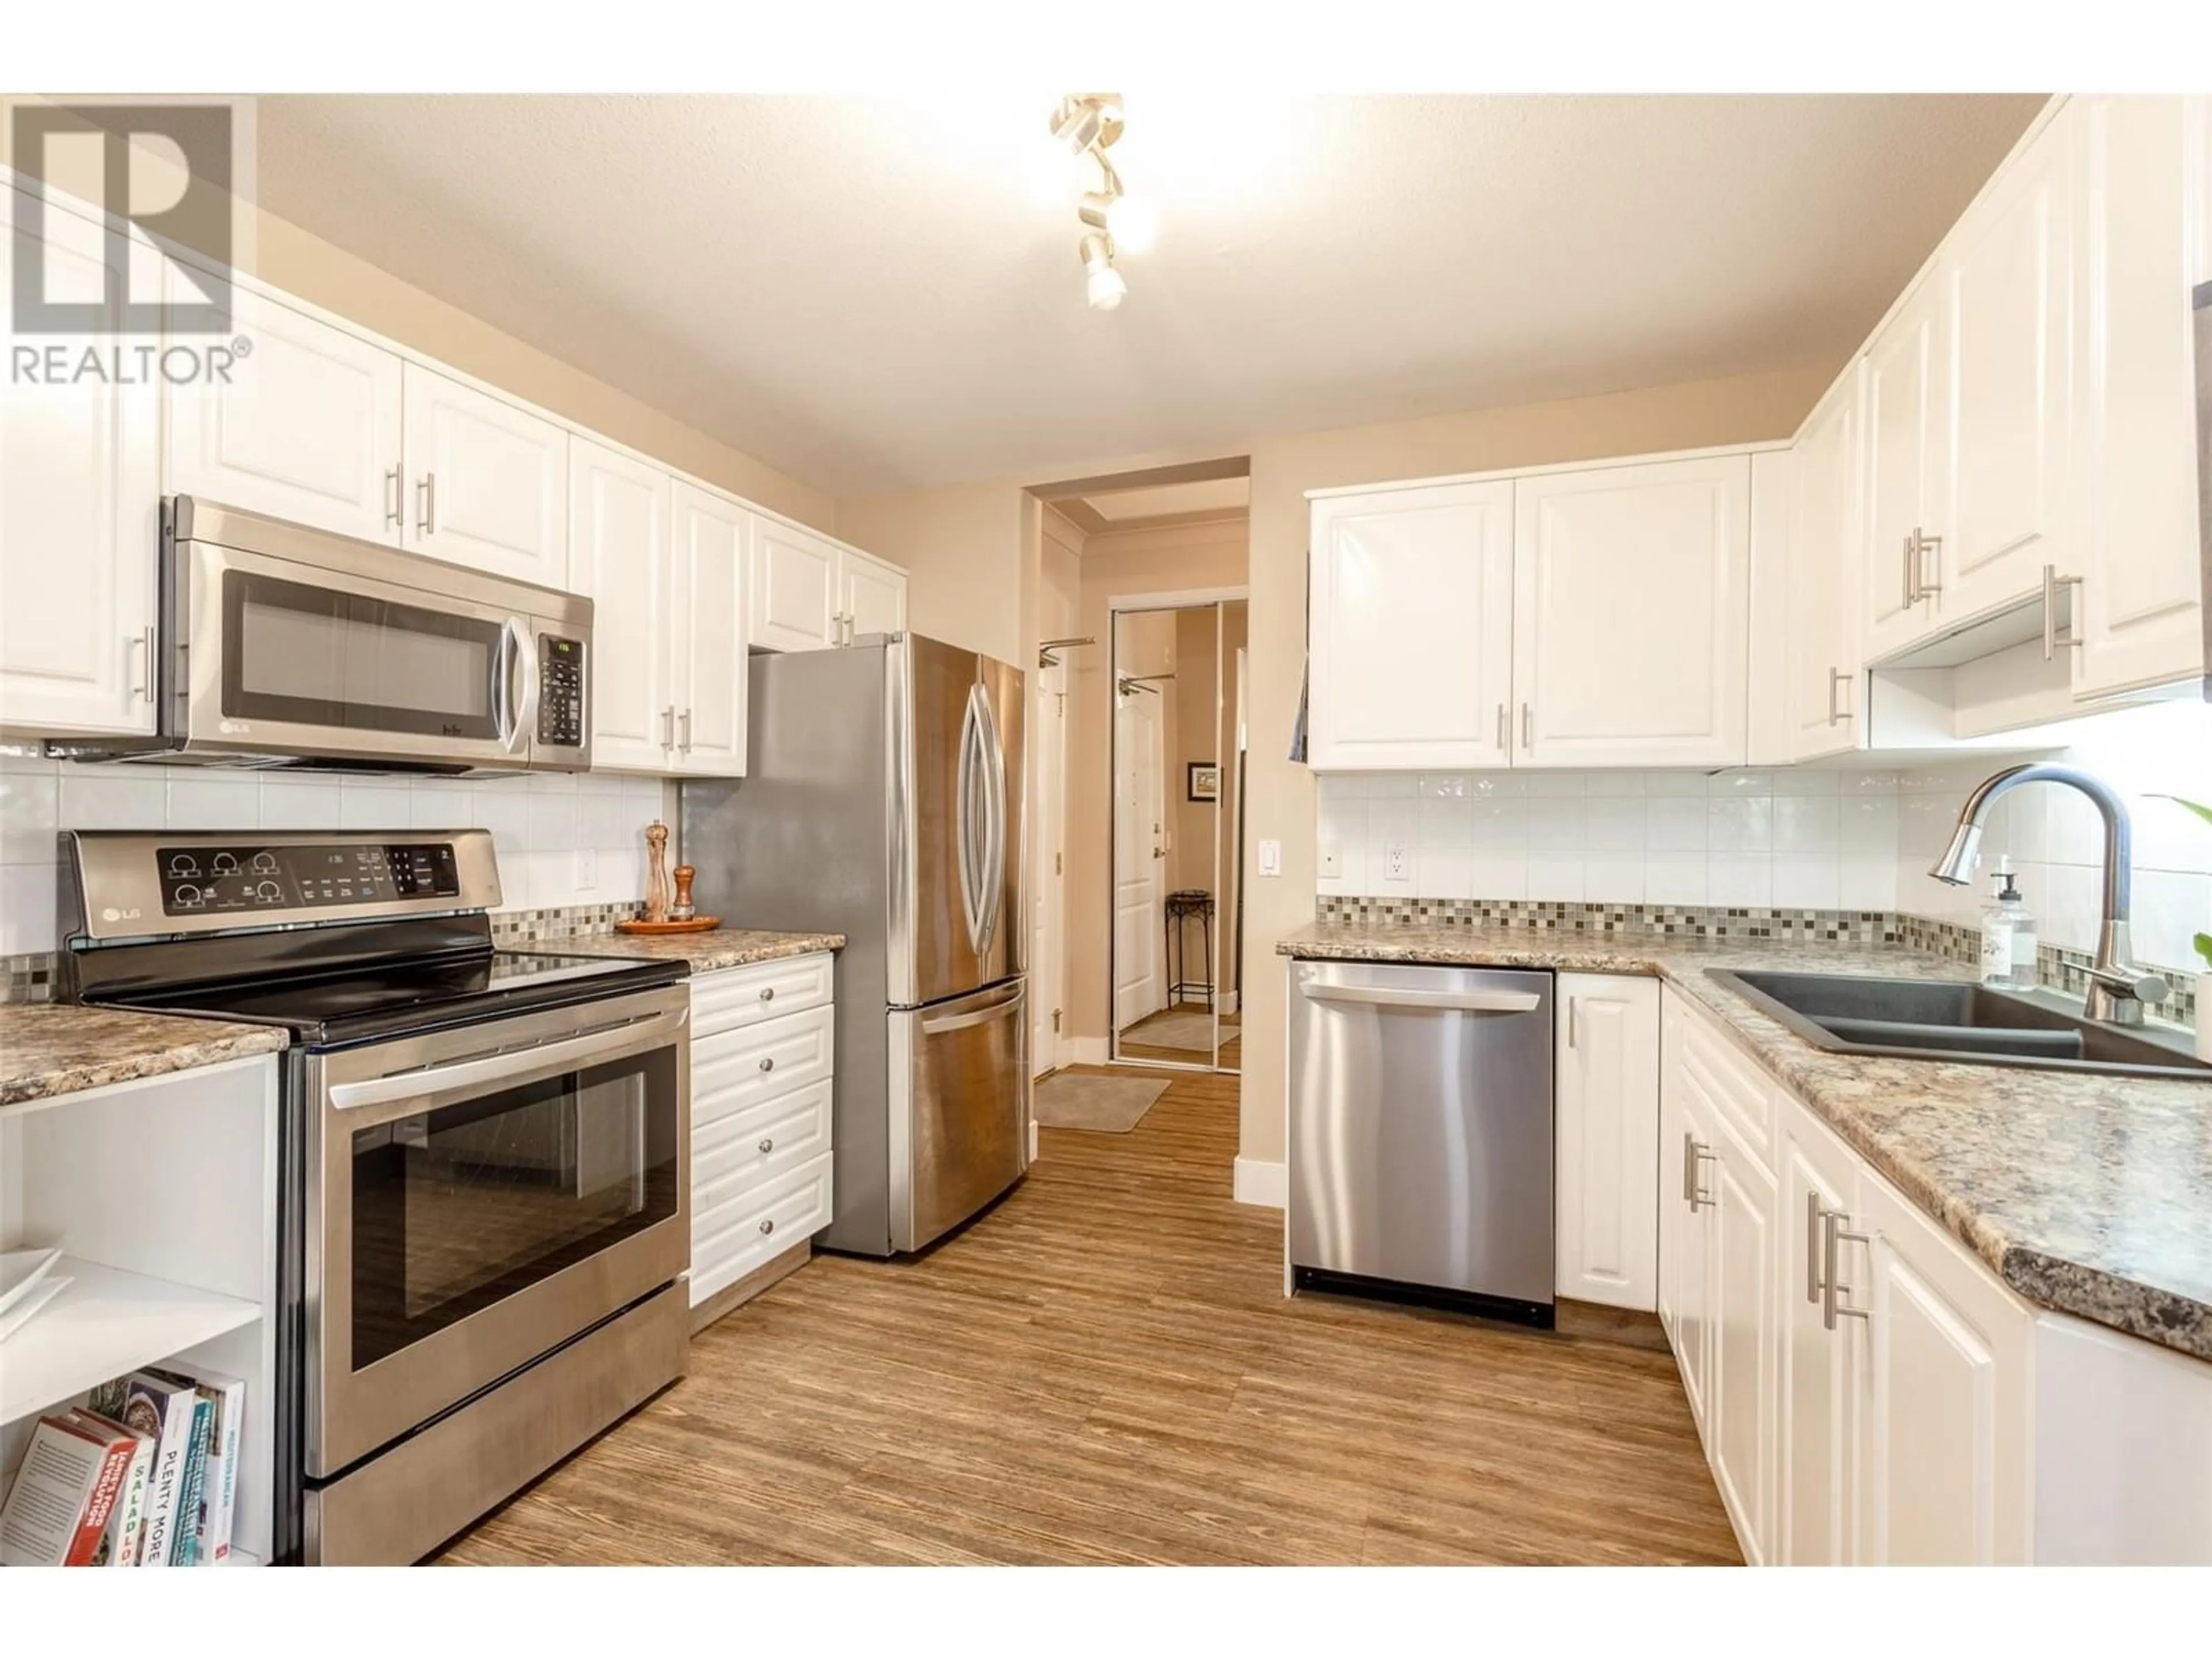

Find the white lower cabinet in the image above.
[
  {"left": 1554, "top": 975, "right": 1659, "bottom": 1312},
  {"left": 687, "top": 953, "right": 837, "bottom": 1312},
  {"left": 1777, "top": 1097, "right": 1861, "bottom": 1565}
]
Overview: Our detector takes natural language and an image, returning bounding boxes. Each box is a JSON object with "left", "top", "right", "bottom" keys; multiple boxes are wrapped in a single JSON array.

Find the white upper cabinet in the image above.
[
  {"left": 0, "top": 197, "right": 161, "bottom": 737},
  {"left": 669, "top": 481, "right": 751, "bottom": 777},
  {"left": 841, "top": 546, "right": 908, "bottom": 640},
  {"left": 567, "top": 437, "right": 672, "bottom": 772},
  {"left": 402, "top": 365, "right": 569, "bottom": 586},
  {"left": 1307, "top": 480, "right": 1514, "bottom": 770},
  {"left": 750, "top": 519, "right": 843, "bottom": 653},
  {"left": 1853, "top": 1167, "right": 2033, "bottom": 1565},
  {"left": 1512, "top": 454, "right": 1750, "bottom": 768},
  {"left": 2068, "top": 94, "right": 2207, "bottom": 699},
  {"left": 1861, "top": 274, "right": 1950, "bottom": 662},
  {"left": 1554, "top": 975, "right": 1660, "bottom": 1313},
  {"left": 1942, "top": 107, "right": 2075, "bottom": 626},
  {"left": 1787, "top": 367, "right": 1866, "bottom": 762},
  {"left": 165, "top": 281, "right": 404, "bottom": 546}
]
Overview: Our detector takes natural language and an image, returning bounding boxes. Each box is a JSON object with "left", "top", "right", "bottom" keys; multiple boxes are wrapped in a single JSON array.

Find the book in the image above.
[
  {"left": 168, "top": 1395, "right": 213, "bottom": 1565},
  {"left": 0, "top": 1412, "right": 137, "bottom": 1566},
  {"left": 150, "top": 1362, "right": 246, "bottom": 1563},
  {"left": 68, "top": 1409, "right": 154, "bottom": 1567},
  {"left": 93, "top": 1370, "right": 200, "bottom": 1569}
]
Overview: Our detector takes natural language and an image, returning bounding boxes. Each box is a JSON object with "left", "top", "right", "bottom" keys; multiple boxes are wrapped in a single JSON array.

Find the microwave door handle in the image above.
[
  {"left": 510, "top": 622, "right": 540, "bottom": 754},
  {"left": 325, "top": 1005, "right": 688, "bottom": 1124},
  {"left": 491, "top": 620, "right": 520, "bottom": 748}
]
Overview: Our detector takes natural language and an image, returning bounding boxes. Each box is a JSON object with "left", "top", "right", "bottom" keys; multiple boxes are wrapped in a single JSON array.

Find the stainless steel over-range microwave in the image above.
[{"left": 54, "top": 497, "right": 592, "bottom": 774}]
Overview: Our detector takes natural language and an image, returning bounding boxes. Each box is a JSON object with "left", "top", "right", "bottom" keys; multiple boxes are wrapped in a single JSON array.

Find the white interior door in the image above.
[
  {"left": 1113, "top": 687, "right": 1166, "bottom": 1032},
  {"left": 1029, "top": 659, "right": 1067, "bottom": 1076}
]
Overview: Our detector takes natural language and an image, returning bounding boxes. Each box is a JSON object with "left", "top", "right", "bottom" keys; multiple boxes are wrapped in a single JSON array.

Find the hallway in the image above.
[{"left": 441, "top": 1067, "right": 1737, "bottom": 1565}]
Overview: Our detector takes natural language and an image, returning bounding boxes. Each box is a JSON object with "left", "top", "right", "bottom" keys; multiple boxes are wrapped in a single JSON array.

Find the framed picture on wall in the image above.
[{"left": 1187, "top": 762, "right": 1220, "bottom": 803}]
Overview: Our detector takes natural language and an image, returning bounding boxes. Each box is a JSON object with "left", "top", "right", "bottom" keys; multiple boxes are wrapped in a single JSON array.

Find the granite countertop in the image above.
[
  {"left": 1279, "top": 921, "right": 2212, "bottom": 1363},
  {"left": 0, "top": 1003, "right": 288, "bottom": 1110},
  {"left": 522, "top": 926, "right": 846, "bottom": 974}
]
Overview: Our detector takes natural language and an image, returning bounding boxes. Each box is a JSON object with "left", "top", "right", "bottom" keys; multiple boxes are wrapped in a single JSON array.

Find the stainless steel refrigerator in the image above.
[{"left": 682, "top": 634, "right": 1028, "bottom": 1256}]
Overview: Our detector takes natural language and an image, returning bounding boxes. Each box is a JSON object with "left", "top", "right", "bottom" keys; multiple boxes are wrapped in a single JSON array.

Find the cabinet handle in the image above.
[
  {"left": 1915, "top": 529, "right": 1942, "bottom": 599},
  {"left": 131, "top": 626, "right": 156, "bottom": 703},
  {"left": 759, "top": 986, "right": 775, "bottom": 1002},
  {"left": 416, "top": 473, "right": 437, "bottom": 536},
  {"left": 1495, "top": 703, "right": 1508, "bottom": 753},
  {"left": 759, "top": 1056, "right": 775, "bottom": 1073},
  {"left": 1821, "top": 1210, "right": 1872, "bottom": 1330},
  {"left": 1520, "top": 702, "right": 1533, "bottom": 751},
  {"left": 2041, "top": 565, "right": 2083, "bottom": 660},
  {"left": 1566, "top": 997, "right": 1578, "bottom": 1049},
  {"left": 1902, "top": 533, "right": 1919, "bottom": 607},
  {"left": 1827, "top": 668, "right": 1853, "bottom": 726},
  {"left": 679, "top": 707, "right": 692, "bottom": 752},
  {"left": 758, "top": 1137, "right": 775, "bottom": 1154},
  {"left": 1682, "top": 1132, "right": 1716, "bottom": 1211},
  {"left": 759, "top": 1217, "right": 775, "bottom": 1236},
  {"left": 384, "top": 466, "right": 402, "bottom": 529},
  {"left": 1806, "top": 1191, "right": 1827, "bottom": 1306},
  {"left": 662, "top": 704, "right": 676, "bottom": 749}
]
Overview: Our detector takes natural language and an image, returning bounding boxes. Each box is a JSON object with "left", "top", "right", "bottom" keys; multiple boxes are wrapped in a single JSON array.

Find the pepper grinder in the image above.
[
  {"left": 643, "top": 820, "right": 671, "bottom": 923},
  {"left": 671, "top": 864, "right": 697, "bottom": 922}
]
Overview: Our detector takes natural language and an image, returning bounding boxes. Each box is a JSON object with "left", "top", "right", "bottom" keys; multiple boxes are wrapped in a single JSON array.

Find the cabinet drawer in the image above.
[
  {"left": 692, "top": 952, "right": 834, "bottom": 1039},
  {"left": 1679, "top": 1002, "right": 1775, "bottom": 1171},
  {"left": 693, "top": 1003, "right": 834, "bottom": 1131},
  {"left": 691, "top": 1151, "right": 833, "bottom": 1306},
  {"left": 695, "top": 1077, "right": 832, "bottom": 1202}
]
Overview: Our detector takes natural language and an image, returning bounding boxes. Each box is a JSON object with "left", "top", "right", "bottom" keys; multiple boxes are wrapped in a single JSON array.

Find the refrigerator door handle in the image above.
[
  {"left": 957, "top": 683, "right": 990, "bottom": 957},
  {"left": 975, "top": 684, "right": 1007, "bottom": 956}
]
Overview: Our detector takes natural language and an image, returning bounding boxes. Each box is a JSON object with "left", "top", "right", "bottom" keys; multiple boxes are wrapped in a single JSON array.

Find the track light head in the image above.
[
  {"left": 1080, "top": 233, "right": 1126, "bottom": 311},
  {"left": 1050, "top": 93, "right": 1124, "bottom": 155}
]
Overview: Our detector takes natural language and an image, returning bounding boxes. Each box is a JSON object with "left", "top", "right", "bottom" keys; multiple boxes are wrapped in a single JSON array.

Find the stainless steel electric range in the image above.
[{"left": 59, "top": 828, "right": 691, "bottom": 1565}]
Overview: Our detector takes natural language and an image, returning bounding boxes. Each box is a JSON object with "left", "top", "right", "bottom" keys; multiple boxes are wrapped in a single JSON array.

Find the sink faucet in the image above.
[{"left": 1930, "top": 764, "right": 2170, "bottom": 1027}]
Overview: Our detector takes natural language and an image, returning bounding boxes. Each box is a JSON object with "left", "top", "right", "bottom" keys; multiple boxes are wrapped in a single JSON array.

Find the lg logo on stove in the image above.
[{"left": 100, "top": 907, "right": 144, "bottom": 923}]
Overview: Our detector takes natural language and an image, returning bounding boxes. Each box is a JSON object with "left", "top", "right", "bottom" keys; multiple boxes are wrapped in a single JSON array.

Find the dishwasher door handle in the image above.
[{"left": 1302, "top": 984, "right": 1542, "bottom": 1014}]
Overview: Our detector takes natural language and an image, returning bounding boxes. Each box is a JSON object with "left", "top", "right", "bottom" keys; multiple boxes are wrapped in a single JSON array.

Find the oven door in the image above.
[
  {"left": 306, "top": 985, "right": 689, "bottom": 1478},
  {"left": 181, "top": 534, "right": 539, "bottom": 770}
]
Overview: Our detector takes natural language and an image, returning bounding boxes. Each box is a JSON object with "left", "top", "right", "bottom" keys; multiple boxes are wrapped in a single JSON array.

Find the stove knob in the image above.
[
  {"left": 173, "top": 884, "right": 202, "bottom": 907},
  {"left": 213, "top": 852, "right": 240, "bottom": 874},
  {"left": 167, "top": 855, "right": 199, "bottom": 877},
  {"left": 252, "top": 851, "right": 278, "bottom": 873},
  {"left": 256, "top": 881, "right": 283, "bottom": 900}
]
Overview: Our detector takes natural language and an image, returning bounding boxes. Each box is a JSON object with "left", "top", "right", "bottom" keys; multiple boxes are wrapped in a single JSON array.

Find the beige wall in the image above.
[
  {"left": 1066, "top": 518, "right": 1251, "bottom": 1043},
  {"left": 836, "top": 482, "right": 1030, "bottom": 662}
]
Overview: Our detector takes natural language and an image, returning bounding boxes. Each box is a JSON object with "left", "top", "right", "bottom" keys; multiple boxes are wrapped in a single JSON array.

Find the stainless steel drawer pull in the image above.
[
  {"left": 1821, "top": 1210, "right": 1871, "bottom": 1330},
  {"left": 417, "top": 472, "right": 437, "bottom": 536},
  {"left": 759, "top": 986, "right": 775, "bottom": 1002},
  {"left": 1683, "top": 1133, "right": 1717, "bottom": 1212},
  {"left": 759, "top": 1218, "right": 775, "bottom": 1236},
  {"left": 758, "top": 1137, "right": 774, "bottom": 1154},
  {"left": 758, "top": 1056, "right": 775, "bottom": 1073},
  {"left": 1305, "top": 985, "right": 1540, "bottom": 1014}
]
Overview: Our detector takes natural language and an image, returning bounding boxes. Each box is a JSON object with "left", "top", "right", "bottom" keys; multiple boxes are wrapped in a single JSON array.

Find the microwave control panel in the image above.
[
  {"left": 538, "top": 635, "right": 586, "bottom": 748},
  {"left": 156, "top": 842, "right": 463, "bottom": 916}
]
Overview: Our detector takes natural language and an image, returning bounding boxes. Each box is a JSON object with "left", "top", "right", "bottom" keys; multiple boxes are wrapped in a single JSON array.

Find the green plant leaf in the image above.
[{"left": 2197, "top": 931, "right": 2212, "bottom": 969}]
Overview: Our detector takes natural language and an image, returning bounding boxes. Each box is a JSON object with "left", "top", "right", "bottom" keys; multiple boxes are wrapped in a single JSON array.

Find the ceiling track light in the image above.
[{"left": 1050, "top": 93, "right": 1143, "bottom": 308}]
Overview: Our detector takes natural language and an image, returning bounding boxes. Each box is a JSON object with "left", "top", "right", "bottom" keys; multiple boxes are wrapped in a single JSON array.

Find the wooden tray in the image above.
[{"left": 615, "top": 916, "right": 721, "bottom": 935}]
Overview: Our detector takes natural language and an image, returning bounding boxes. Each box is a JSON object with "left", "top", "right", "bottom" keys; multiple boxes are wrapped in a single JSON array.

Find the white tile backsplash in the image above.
[{"left": 0, "top": 756, "right": 673, "bottom": 955}]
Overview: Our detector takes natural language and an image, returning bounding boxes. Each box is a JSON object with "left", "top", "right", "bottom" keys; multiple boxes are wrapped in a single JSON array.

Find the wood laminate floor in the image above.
[{"left": 438, "top": 1067, "right": 1738, "bottom": 1566}]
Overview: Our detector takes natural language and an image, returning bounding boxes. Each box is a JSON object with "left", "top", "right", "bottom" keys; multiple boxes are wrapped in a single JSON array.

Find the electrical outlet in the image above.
[
  {"left": 1317, "top": 840, "right": 1342, "bottom": 878},
  {"left": 573, "top": 847, "right": 597, "bottom": 891},
  {"left": 1384, "top": 841, "right": 1410, "bottom": 881},
  {"left": 1258, "top": 838, "right": 1282, "bottom": 877}
]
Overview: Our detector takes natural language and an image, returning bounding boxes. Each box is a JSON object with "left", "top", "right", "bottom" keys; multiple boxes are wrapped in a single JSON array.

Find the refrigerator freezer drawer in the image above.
[
  {"left": 1287, "top": 960, "right": 1555, "bottom": 1308},
  {"left": 889, "top": 977, "right": 1031, "bottom": 1251}
]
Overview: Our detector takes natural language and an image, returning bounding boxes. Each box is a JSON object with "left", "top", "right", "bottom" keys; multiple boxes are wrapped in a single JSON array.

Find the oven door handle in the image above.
[{"left": 325, "top": 1006, "right": 687, "bottom": 1119}]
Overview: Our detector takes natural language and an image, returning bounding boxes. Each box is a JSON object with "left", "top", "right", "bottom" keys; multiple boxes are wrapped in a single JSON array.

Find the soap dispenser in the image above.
[{"left": 1980, "top": 862, "right": 2037, "bottom": 990}]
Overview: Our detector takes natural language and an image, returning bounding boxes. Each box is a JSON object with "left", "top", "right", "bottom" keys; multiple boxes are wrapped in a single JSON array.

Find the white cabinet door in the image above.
[
  {"left": 1511, "top": 456, "right": 1750, "bottom": 768},
  {"left": 1861, "top": 276, "right": 1949, "bottom": 662},
  {"left": 2069, "top": 95, "right": 2206, "bottom": 699},
  {"left": 1706, "top": 1112, "right": 1778, "bottom": 1566},
  {"left": 1306, "top": 482, "right": 1514, "bottom": 770},
  {"left": 1943, "top": 105, "right": 2074, "bottom": 626},
  {"left": 750, "top": 520, "right": 842, "bottom": 653},
  {"left": 1555, "top": 974, "right": 1660, "bottom": 1312},
  {"left": 1659, "top": 994, "right": 1714, "bottom": 1435},
  {"left": 0, "top": 201, "right": 161, "bottom": 736},
  {"left": 402, "top": 365, "right": 568, "bottom": 586},
  {"left": 1854, "top": 1167, "right": 2033, "bottom": 1565},
  {"left": 1778, "top": 1096, "right": 1861, "bottom": 1566},
  {"left": 567, "top": 438, "right": 671, "bottom": 772},
  {"left": 165, "top": 282, "right": 403, "bottom": 544},
  {"left": 670, "top": 480, "right": 750, "bottom": 777},
  {"left": 840, "top": 547, "right": 907, "bottom": 639},
  {"left": 1789, "top": 367, "right": 1866, "bottom": 761}
]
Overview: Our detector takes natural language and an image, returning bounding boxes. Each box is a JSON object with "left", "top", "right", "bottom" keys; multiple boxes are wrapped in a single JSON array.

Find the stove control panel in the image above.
[{"left": 157, "top": 842, "right": 463, "bottom": 916}]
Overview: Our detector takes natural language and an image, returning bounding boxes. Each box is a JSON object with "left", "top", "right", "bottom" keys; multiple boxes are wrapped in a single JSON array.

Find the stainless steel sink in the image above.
[{"left": 1707, "top": 969, "right": 2212, "bottom": 1080}]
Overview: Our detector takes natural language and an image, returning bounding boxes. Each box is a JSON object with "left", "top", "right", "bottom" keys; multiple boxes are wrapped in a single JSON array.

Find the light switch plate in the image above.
[
  {"left": 1317, "top": 840, "right": 1342, "bottom": 878},
  {"left": 573, "top": 847, "right": 597, "bottom": 891},
  {"left": 1258, "top": 838, "right": 1282, "bottom": 877},
  {"left": 1384, "top": 841, "right": 1410, "bottom": 881}
]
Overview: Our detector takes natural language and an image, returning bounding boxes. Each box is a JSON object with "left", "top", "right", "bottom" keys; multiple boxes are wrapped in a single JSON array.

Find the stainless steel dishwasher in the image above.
[{"left": 1287, "top": 959, "right": 1555, "bottom": 1324}]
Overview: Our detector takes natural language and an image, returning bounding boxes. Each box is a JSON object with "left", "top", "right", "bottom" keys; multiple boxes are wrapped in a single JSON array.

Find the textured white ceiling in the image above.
[{"left": 255, "top": 93, "right": 2043, "bottom": 496}]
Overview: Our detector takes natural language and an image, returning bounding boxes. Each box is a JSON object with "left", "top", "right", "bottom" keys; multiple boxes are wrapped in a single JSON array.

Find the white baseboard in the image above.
[
  {"left": 1028, "top": 1119, "right": 1039, "bottom": 1162},
  {"left": 1219, "top": 991, "right": 1240, "bottom": 1017},
  {"left": 1233, "top": 1156, "right": 1286, "bottom": 1210},
  {"left": 1070, "top": 1036, "right": 1109, "bottom": 1066}
]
